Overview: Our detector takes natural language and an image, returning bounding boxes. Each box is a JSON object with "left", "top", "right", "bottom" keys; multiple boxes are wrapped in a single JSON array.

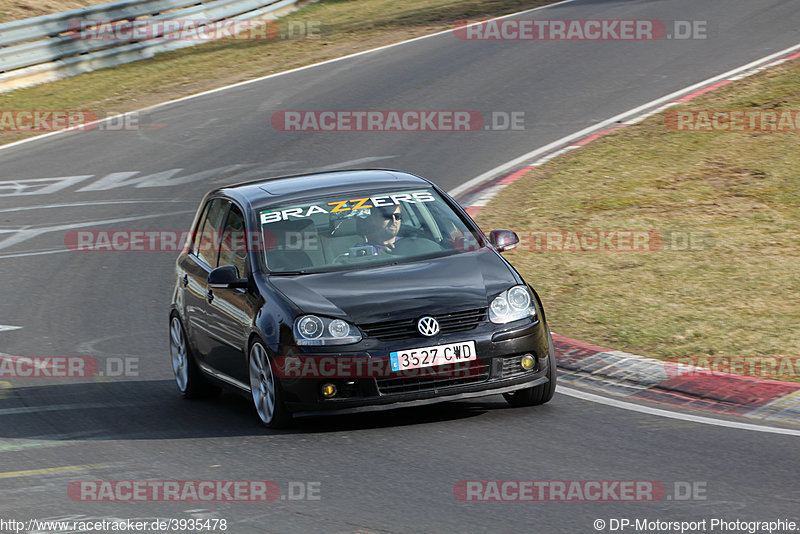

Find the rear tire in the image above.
[
  {"left": 503, "top": 330, "right": 557, "bottom": 407},
  {"left": 169, "top": 315, "right": 220, "bottom": 399}
]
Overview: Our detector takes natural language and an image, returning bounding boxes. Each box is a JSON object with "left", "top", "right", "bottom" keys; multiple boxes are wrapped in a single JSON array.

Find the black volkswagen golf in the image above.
[{"left": 169, "top": 169, "right": 555, "bottom": 427}]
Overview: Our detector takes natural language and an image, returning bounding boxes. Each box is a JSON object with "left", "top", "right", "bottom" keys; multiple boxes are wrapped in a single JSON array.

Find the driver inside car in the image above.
[{"left": 355, "top": 204, "right": 403, "bottom": 254}]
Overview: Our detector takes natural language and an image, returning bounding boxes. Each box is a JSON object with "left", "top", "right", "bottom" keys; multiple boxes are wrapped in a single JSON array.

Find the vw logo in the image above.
[{"left": 417, "top": 316, "right": 440, "bottom": 337}]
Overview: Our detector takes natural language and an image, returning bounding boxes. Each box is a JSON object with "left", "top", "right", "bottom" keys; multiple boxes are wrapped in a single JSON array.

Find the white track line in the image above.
[{"left": 559, "top": 386, "right": 800, "bottom": 437}]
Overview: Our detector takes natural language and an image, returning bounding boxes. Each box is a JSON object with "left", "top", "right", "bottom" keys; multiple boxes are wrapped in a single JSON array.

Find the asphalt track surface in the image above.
[{"left": 1, "top": 0, "right": 800, "bottom": 532}]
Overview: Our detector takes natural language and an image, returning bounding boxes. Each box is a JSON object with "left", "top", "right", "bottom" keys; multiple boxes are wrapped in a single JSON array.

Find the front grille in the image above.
[
  {"left": 375, "top": 363, "right": 489, "bottom": 395},
  {"left": 360, "top": 308, "right": 486, "bottom": 341}
]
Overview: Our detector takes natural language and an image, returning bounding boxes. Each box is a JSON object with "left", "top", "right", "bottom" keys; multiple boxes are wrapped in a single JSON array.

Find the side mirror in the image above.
[
  {"left": 489, "top": 229, "right": 519, "bottom": 252},
  {"left": 208, "top": 265, "right": 248, "bottom": 289}
]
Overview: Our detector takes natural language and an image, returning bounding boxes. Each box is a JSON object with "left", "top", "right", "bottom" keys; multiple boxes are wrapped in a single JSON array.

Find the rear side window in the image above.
[{"left": 195, "top": 198, "right": 229, "bottom": 268}]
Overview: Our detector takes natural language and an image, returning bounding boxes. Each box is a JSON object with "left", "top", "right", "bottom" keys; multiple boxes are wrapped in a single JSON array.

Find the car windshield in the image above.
[{"left": 258, "top": 188, "right": 484, "bottom": 274}]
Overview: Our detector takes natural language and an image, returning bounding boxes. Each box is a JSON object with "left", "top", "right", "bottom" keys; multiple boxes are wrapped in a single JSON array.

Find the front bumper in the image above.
[
  {"left": 278, "top": 317, "right": 551, "bottom": 416},
  {"left": 292, "top": 375, "right": 549, "bottom": 417}
]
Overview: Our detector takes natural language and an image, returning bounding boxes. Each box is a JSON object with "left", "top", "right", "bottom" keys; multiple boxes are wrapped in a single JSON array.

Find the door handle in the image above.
[
  {"left": 182, "top": 274, "right": 188, "bottom": 287},
  {"left": 206, "top": 289, "right": 214, "bottom": 303}
]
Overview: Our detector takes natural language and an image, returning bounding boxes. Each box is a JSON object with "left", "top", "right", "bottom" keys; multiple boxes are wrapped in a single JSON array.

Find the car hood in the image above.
[{"left": 269, "top": 250, "right": 519, "bottom": 324}]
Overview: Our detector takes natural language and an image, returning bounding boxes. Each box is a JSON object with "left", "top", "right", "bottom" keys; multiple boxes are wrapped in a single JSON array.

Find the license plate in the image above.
[{"left": 390, "top": 341, "right": 477, "bottom": 372}]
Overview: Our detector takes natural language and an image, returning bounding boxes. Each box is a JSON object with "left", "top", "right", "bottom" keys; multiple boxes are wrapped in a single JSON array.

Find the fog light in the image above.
[
  {"left": 520, "top": 354, "right": 535, "bottom": 370},
  {"left": 321, "top": 383, "right": 337, "bottom": 398}
]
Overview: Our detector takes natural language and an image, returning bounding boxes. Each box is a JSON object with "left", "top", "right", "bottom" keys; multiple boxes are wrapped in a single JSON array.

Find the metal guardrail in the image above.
[
  {"left": 0, "top": 0, "right": 301, "bottom": 93},
  {"left": 0, "top": 0, "right": 199, "bottom": 46}
]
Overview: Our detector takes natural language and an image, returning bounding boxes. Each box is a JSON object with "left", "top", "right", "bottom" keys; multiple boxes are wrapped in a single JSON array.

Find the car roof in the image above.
[{"left": 212, "top": 169, "right": 434, "bottom": 212}]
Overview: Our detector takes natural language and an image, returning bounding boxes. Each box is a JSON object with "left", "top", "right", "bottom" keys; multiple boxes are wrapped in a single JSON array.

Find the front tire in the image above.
[
  {"left": 169, "top": 315, "right": 220, "bottom": 398},
  {"left": 248, "top": 341, "right": 291, "bottom": 428},
  {"left": 503, "top": 330, "right": 557, "bottom": 407}
]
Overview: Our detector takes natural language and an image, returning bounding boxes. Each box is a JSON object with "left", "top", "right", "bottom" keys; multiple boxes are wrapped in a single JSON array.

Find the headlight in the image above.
[
  {"left": 328, "top": 319, "right": 350, "bottom": 338},
  {"left": 297, "top": 316, "right": 323, "bottom": 339},
  {"left": 489, "top": 285, "right": 536, "bottom": 324},
  {"left": 293, "top": 315, "right": 362, "bottom": 346}
]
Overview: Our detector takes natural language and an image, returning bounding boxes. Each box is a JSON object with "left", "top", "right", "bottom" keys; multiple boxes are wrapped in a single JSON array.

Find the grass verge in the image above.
[
  {"left": 0, "top": 0, "right": 553, "bottom": 145},
  {"left": 474, "top": 57, "right": 800, "bottom": 379}
]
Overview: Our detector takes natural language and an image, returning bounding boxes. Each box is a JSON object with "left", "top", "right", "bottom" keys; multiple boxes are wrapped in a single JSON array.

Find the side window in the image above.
[
  {"left": 218, "top": 204, "right": 247, "bottom": 277},
  {"left": 196, "top": 198, "right": 229, "bottom": 268}
]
